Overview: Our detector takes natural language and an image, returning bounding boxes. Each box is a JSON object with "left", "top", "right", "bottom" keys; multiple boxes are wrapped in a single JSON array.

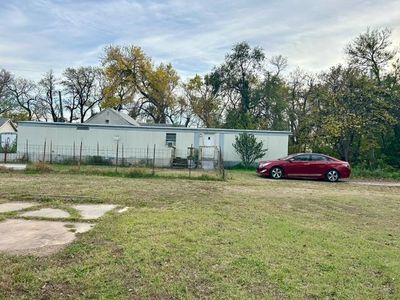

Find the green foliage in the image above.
[
  {"left": 86, "top": 155, "right": 112, "bottom": 165},
  {"left": 233, "top": 133, "right": 267, "bottom": 167}
]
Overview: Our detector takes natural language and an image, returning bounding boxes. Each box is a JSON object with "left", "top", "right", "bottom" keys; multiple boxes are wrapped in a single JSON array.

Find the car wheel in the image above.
[
  {"left": 326, "top": 169, "right": 339, "bottom": 182},
  {"left": 270, "top": 167, "right": 283, "bottom": 179}
]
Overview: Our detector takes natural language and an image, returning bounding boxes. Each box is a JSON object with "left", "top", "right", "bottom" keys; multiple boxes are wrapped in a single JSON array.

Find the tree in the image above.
[
  {"left": 182, "top": 74, "right": 224, "bottom": 127},
  {"left": 345, "top": 28, "right": 396, "bottom": 83},
  {"left": 62, "top": 67, "right": 104, "bottom": 123},
  {"left": 102, "top": 46, "right": 180, "bottom": 124},
  {"left": 286, "top": 69, "right": 318, "bottom": 152},
  {"left": 6, "top": 77, "right": 37, "bottom": 120},
  {"left": 253, "top": 72, "right": 289, "bottom": 130},
  {"left": 233, "top": 132, "right": 267, "bottom": 167},
  {"left": 209, "top": 42, "right": 266, "bottom": 128},
  {"left": 0, "top": 69, "right": 13, "bottom": 115},
  {"left": 315, "top": 65, "right": 395, "bottom": 162},
  {"left": 38, "top": 70, "right": 64, "bottom": 122}
]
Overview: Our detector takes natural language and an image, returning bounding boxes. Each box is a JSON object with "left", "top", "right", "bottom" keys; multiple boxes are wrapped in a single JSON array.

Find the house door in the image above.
[
  {"left": 203, "top": 134, "right": 216, "bottom": 147},
  {"left": 201, "top": 133, "right": 217, "bottom": 169}
]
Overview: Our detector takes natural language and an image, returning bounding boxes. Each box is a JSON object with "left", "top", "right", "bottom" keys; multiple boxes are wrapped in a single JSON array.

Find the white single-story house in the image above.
[
  {"left": 0, "top": 118, "right": 17, "bottom": 134},
  {"left": 16, "top": 110, "right": 290, "bottom": 167},
  {"left": 0, "top": 118, "right": 18, "bottom": 160}
]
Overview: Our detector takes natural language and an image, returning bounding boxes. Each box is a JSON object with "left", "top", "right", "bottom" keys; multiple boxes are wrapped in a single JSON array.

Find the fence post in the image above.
[
  {"left": 121, "top": 143, "right": 124, "bottom": 167},
  {"left": 188, "top": 144, "right": 194, "bottom": 178},
  {"left": 152, "top": 144, "right": 156, "bottom": 175},
  {"left": 219, "top": 147, "right": 225, "bottom": 180},
  {"left": 97, "top": 142, "right": 99, "bottom": 157},
  {"left": 25, "top": 139, "right": 29, "bottom": 162},
  {"left": 115, "top": 140, "right": 119, "bottom": 173},
  {"left": 42, "top": 140, "right": 47, "bottom": 163},
  {"left": 78, "top": 141, "right": 82, "bottom": 171},
  {"left": 3, "top": 143, "right": 7, "bottom": 163},
  {"left": 146, "top": 144, "right": 149, "bottom": 167},
  {"left": 50, "top": 140, "right": 53, "bottom": 164},
  {"left": 73, "top": 141, "right": 76, "bottom": 164}
]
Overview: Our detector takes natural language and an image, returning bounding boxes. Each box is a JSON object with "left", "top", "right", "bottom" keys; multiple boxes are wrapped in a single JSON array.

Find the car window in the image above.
[
  {"left": 310, "top": 154, "right": 327, "bottom": 161},
  {"left": 293, "top": 154, "right": 310, "bottom": 161}
]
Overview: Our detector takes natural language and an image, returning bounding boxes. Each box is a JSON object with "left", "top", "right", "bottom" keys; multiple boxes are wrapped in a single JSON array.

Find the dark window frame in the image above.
[{"left": 166, "top": 133, "right": 176, "bottom": 146}]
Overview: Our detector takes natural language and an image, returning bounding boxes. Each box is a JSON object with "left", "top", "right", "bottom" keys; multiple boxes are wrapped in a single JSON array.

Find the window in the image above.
[
  {"left": 310, "top": 154, "right": 327, "bottom": 161},
  {"left": 293, "top": 154, "right": 310, "bottom": 161},
  {"left": 105, "top": 119, "right": 110, "bottom": 124},
  {"left": 166, "top": 133, "right": 176, "bottom": 147}
]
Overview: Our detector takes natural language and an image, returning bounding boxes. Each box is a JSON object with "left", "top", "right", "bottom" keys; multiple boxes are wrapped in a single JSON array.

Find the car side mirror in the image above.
[{"left": 288, "top": 158, "right": 295, "bottom": 163}]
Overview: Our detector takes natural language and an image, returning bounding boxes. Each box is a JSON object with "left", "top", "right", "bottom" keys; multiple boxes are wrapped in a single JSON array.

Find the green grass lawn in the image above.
[{"left": 0, "top": 170, "right": 399, "bottom": 299}]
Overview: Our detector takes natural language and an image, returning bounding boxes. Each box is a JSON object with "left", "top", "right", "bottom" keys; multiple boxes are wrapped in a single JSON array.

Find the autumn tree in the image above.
[
  {"left": 182, "top": 74, "right": 223, "bottom": 127},
  {"left": 102, "top": 46, "right": 180, "bottom": 124},
  {"left": 315, "top": 65, "right": 395, "bottom": 162}
]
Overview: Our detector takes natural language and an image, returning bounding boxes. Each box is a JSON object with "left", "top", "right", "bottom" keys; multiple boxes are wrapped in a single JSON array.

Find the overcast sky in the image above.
[{"left": 0, "top": 0, "right": 399, "bottom": 80}]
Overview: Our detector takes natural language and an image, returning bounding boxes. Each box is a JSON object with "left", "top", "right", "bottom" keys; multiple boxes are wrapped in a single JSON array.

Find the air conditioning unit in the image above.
[{"left": 167, "top": 141, "right": 175, "bottom": 148}]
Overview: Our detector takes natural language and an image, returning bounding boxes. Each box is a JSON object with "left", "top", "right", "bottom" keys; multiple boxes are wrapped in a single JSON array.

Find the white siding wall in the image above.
[
  {"left": 17, "top": 124, "right": 197, "bottom": 166},
  {"left": 222, "top": 133, "right": 288, "bottom": 164},
  {"left": 16, "top": 123, "right": 289, "bottom": 166}
]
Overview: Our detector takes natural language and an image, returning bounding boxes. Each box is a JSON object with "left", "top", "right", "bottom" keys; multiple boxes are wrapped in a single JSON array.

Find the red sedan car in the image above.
[{"left": 257, "top": 153, "right": 351, "bottom": 182}]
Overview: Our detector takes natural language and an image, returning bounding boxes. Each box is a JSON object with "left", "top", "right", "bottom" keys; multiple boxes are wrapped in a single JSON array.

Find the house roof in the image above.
[
  {"left": 116, "top": 110, "right": 140, "bottom": 126},
  {"left": 18, "top": 121, "right": 292, "bottom": 136},
  {"left": 0, "top": 118, "right": 17, "bottom": 131},
  {"left": 85, "top": 109, "right": 140, "bottom": 126}
]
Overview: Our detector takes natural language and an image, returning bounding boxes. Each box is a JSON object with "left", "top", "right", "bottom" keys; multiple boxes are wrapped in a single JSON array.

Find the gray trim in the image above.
[
  {"left": 18, "top": 121, "right": 291, "bottom": 136},
  {"left": 219, "top": 133, "right": 224, "bottom": 152},
  {"left": 194, "top": 132, "right": 200, "bottom": 148}
]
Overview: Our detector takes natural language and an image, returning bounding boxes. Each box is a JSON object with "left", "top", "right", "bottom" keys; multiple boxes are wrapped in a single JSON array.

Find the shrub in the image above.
[
  {"left": 233, "top": 133, "right": 267, "bottom": 167},
  {"left": 86, "top": 156, "right": 112, "bottom": 166}
]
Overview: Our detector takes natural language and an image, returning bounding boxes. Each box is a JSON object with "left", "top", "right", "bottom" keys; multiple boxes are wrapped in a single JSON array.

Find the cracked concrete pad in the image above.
[
  {"left": 0, "top": 163, "right": 27, "bottom": 171},
  {"left": 21, "top": 208, "right": 70, "bottom": 219},
  {"left": 0, "top": 202, "right": 38, "bottom": 213},
  {"left": 118, "top": 207, "right": 129, "bottom": 213},
  {"left": 73, "top": 204, "right": 117, "bottom": 219},
  {"left": 0, "top": 219, "right": 93, "bottom": 256},
  {"left": 65, "top": 223, "right": 94, "bottom": 233}
]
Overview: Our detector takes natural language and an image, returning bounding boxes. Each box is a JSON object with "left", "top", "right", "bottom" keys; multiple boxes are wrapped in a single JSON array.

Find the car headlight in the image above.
[{"left": 259, "top": 162, "right": 270, "bottom": 168}]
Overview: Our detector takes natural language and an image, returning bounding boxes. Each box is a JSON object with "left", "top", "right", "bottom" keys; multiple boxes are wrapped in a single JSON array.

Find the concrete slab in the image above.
[
  {"left": 0, "top": 163, "right": 27, "bottom": 171},
  {"left": 21, "top": 208, "right": 70, "bottom": 219},
  {"left": 118, "top": 207, "right": 129, "bottom": 213},
  {"left": 73, "top": 204, "right": 117, "bottom": 220},
  {"left": 0, "top": 219, "right": 93, "bottom": 256},
  {"left": 65, "top": 223, "right": 94, "bottom": 233},
  {"left": 0, "top": 202, "right": 38, "bottom": 213}
]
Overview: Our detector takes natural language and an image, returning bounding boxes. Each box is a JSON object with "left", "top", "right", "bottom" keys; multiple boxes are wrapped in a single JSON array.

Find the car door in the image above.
[
  {"left": 285, "top": 154, "right": 311, "bottom": 177},
  {"left": 308, "top": 154, "right": 329, "bottom": 177}
]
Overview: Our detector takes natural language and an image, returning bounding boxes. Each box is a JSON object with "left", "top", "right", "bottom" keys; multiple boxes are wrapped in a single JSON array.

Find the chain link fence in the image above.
[{"left": 1, "top": 141, "right": 225, "bottom": 179}]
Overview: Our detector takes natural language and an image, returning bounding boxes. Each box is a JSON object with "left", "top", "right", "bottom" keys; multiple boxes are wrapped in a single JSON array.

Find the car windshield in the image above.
[{"left": 278, "top": 154, "right": 295, "bottom": 160}]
